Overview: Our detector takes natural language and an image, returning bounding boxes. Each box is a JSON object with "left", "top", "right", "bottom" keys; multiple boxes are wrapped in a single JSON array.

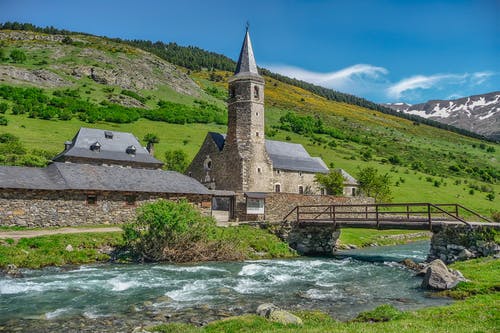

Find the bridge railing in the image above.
[{"left": 282, "top": 203, "right": 491, "bottom": 229}]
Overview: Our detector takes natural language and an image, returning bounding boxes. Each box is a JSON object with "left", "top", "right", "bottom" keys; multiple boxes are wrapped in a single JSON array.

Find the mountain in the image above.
[{"left": 384, "top": 92, "right": 500, "bottom": 141}]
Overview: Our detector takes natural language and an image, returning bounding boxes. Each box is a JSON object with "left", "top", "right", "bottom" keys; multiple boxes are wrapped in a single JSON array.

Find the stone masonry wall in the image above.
[
  {"left": 428, "top": 225, "right": 499, "bottom": 264},
  {"left": 233, "top": 192, "right": 374, "bottom": 222},
  {"left": 0, "top": 189, "right": 212, "bottom": 227},
  {"left": 264, "top": 193, "right": 375, "bottom": 222}
]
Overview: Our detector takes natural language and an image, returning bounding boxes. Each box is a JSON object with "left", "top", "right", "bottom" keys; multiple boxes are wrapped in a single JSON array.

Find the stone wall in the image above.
[
  {"left": 233, "top": 192, "right": 374, "bottom": 222},
  {"left": 0, "top": 189, "right": 212, "bottom": 227},
  {"left": 428, "top": 225, "right": 499, "bottom": 264},
  {"left": 264, "top": 193, "right": 374, "bottom": 222},
  {"left": 272, "top": 170, "right": 321, "bottom": 194}
]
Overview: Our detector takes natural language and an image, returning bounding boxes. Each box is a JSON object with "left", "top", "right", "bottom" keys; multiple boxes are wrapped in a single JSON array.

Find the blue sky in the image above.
[{"left": 1, "top": 0, "right": 498, "bottom": 103}]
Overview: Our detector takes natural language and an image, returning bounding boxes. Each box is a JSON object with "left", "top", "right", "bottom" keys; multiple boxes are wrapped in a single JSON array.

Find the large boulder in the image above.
[
  {"left": 256, "top": 303, "right": 303, "bottom": 325},
  {"left": 421, "top": 259, "right": 467, "bottom": 290}
]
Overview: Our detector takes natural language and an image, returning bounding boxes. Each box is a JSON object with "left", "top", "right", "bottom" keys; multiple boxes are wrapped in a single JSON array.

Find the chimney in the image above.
[
  {"left": 64, "top": 141, "right": 72, "bottom": 151},
  {"left": 146, "top": 142, "right": 155, "bottom": 156}
]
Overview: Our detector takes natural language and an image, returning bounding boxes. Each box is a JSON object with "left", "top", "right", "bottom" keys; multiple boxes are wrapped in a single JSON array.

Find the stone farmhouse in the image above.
[{"left": 0, "top": 128, "right": 212, "bottom": 227}]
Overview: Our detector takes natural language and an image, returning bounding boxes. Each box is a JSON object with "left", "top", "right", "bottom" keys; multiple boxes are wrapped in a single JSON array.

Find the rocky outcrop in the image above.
[
  {"left": 256, "top": 303, "right": 303, "bottom": 325},
  {"left": 428, "top": 225, "right": 499, "bottom": 264},
  {"left": 421, "top": 259, "right": 467, "bottom": 290},
  {"left": 0, "top": 65, "right": 69, "bottom": 87}
]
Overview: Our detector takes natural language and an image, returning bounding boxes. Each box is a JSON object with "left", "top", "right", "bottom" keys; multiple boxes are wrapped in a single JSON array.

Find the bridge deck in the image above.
[{"left": 297, "top": 220, "right": 500, "bottom": 231}]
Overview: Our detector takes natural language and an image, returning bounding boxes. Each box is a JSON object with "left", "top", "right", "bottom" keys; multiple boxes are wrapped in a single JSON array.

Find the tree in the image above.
[
  {"left": 315, "top": 170, "right": 344, "bottom": 195},
  {"left": 10, "top": 49, "right": 27, "bottom": 63},
  {"left": 357, "top": 167, "right": 392, "bottom": 202},
  {"left": 164, "top": 149, "right": 188, "bottom": 173}
]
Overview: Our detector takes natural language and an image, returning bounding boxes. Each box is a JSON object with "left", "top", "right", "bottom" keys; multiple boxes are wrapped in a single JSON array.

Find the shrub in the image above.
[
  {"left": 122, "top": 200, "right": 242, "bottom": 262},
  {"left": 164, "top": 149, "right": 188, "bottom": 173},
  {"left": 491, "top": 211, "right": 500, "bottom": 222},
  {"left": 0, "top": 102, "right": 8, "bottom": 114},
  {"left": 486, "top": 193, "right": 495, "bottom": 201},
  {"left": 0, "top": 115, "right": 8, "bottom": 126},
  {"left": 10, "top": 49, "right": 27, "bottom": 63}
]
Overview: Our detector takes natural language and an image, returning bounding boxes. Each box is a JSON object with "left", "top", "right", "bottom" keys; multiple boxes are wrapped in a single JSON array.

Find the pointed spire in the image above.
[{"left": 234, "top": 27, "right": 260, "bottom": 76}]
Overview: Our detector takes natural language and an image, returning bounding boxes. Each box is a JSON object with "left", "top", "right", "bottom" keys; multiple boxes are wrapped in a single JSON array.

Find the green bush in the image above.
[
  {"left": 122, "top": 200, "right": 241, "bottom": 262},
  {"left": 0, "top": 102, "right": 8, "bottom": 114},
  {"left": 0, "top": 115, "right": 7, "bottom": 126},
  {"left": 10, "top": 49, "right": 27, "bottom": 63}
]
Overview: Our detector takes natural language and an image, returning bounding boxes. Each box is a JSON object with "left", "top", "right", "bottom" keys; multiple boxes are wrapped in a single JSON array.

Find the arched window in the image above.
[
  {"left": 254, "top": 86, "right": 259, "bottom": 99},
  {"left": 275, "top": 184, "right": 281, "bottom": 193},
  {"left": 203, "top": 156, "right": 212, "bottom": 171}
]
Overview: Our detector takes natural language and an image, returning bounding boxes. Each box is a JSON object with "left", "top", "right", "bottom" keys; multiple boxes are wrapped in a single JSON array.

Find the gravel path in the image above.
[{"left": 0, "top": 227, "right": 122, "bottom": 239}]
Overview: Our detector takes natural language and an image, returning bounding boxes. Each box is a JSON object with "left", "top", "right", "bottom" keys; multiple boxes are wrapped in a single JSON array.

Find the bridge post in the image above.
[{"left": 427, "top": 204, "right": 432, "bottom": 230}]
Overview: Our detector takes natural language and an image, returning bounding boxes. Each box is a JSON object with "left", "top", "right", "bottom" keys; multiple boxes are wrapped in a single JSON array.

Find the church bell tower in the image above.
[{"left": 223, "top": 28, "right": 273, "bottom": 192}]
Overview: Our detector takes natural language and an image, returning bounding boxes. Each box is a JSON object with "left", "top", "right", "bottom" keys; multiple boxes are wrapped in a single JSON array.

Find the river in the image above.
[{"left": 0, "top": 241, "right": 451, "bottom": 332}]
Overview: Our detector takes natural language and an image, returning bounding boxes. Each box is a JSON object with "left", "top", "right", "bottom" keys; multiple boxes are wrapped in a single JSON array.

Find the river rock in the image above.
[
  {"left": 421, "top": 259, "right": 467, "bottom": 290},
  {"left": 5, "top": 264, "right": 23, "bottom": 278},
  {"left": 458, "top": 249, "right": 474, "bottom": 260},
  {"left": 400, "top": 258, "right": 424, "bottom": 271},
  {"left": 256, "top": 303, "right": 303, "bottom": 325},
  {"left": 65, "top": 244, "right": 74, "bottom": 252}
]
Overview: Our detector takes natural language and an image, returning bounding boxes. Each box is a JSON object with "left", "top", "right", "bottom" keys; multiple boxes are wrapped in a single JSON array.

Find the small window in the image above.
[
  {"left": 126, "top": 145, "right": 136, "bottom": 155},
  {"left": 256, "top": 132, "right": 259, "bottom": 137},
  {"left": 104, "top": 131, "right": 113, "bottom": 139},
  {"left": 247, "top": 198, "right": 265, "bottom": 215},
  {"left": 256, "top": 112, "right": 259, "bottom": 116},
  {"left": 257, "top": 167, "right": 261, "bottom": 173},
  {"left": 298, "top": 185, "right": 304, "bottom": 194},
  {"left": 254, "top": 86, "right": 259, "bottom": 99},
  {"left": 86, "top": 195, "right": 97, "bottom": 205},
  {"left": 275, "top": 184, "right": 281, "bottom": 193},
  {"left": 204, "top": 156, "right": 212, "bottom": 171},
  {"left": 90, "top": 141, "right": 101, "bottom": 152},
  {"left": 320, "top": 188, "right": 326, "bottom": 195},
  {"left": 299, "top": 171, "right": 303, "bottom": 176},
  {"left": 352, "top": 188, "right": 356, "bottom": 196},
  {"left": 125, "top": 195, "right": 136, "bottom": 206},
  {"left": 230, "top": 87, "right": 236, "bottom": 98},
  {"left": 276, "top": 169, "right": 280, "bottom": 175},
  {"left": 188, "top": 172, "right": 192, "bottom": 177}
]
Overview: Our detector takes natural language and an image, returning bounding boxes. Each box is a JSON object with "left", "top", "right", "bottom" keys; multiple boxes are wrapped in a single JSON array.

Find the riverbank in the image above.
[
  {"left": 0, "top": 227, "right": 430, "bottom": 269},
  {"left": 149, "top": 256, "right": 499, "bottom": 333}
]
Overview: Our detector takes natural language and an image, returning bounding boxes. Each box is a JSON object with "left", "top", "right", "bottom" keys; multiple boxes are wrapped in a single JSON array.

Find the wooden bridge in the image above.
[{"left": 283, "top": 203, "right": 499, "bottom": 232}]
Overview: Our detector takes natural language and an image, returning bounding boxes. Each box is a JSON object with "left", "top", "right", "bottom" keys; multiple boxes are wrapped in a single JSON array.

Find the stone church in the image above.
[{"left": 187, "top": 29, "right": 335, "bottom": 195}]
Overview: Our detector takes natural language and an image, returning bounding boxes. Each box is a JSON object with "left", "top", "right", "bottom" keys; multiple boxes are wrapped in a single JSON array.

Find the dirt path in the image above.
[{"left": 0, "top": 227, "right": 122, "bottom": 240}]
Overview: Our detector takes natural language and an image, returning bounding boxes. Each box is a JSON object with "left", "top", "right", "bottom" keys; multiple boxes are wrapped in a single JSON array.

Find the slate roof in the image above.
[
  {"left": 0, "top": 163, "right": 211, "bottom": 195},
  {"left": 208, "top": 132, "right": 329, "bottom": 174},
  {"left": 53, "top": 127, "right": 164, "bottom": 167},
  {"left": 337, "top": 169, "right": 359, "bottom": 185},
  {"left": 234, "top": 29, "right": 260, "bottom": 77}
]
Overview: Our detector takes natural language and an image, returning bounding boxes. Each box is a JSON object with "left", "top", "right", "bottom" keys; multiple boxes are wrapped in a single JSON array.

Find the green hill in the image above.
[{"left": 0, "top": 28, "right": 498, "bottom": 216}]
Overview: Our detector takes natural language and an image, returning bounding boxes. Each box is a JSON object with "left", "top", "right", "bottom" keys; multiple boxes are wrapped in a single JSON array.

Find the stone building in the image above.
[
  {"left": 0, "top": 128, "right": 212, "bottom": 227},
  {"left": 187, "top": 29, "right": 357, "bottom": 197},
  {"left": 187, "top": 29, "right": 329, "bottom": 194}
]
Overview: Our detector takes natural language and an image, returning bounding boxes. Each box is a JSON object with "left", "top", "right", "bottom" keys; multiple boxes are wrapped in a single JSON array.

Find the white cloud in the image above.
[
  {"left": 266, "top": 64, "right": 388, "bottom": 91},
  {"left": 387, "top": 72, "right": 495, "bottom": 99}
]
